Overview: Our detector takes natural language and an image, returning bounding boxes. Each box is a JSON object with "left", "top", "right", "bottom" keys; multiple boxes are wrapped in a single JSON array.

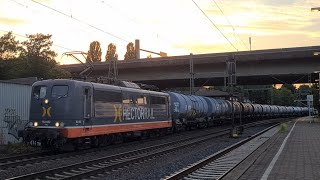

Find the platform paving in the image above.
[{"left": 224, "top": 117, "right": 320, "bottom": 180}]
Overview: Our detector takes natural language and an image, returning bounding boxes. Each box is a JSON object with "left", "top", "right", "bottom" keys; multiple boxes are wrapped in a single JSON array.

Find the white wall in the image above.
[{"left": 0, "top": 82, "right": 31, "bottom": 144}]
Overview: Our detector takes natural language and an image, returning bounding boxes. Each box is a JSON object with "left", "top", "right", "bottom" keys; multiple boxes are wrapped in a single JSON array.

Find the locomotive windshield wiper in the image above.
[{"left": 57, "top": 94, "right": 67, "bottom": 99}]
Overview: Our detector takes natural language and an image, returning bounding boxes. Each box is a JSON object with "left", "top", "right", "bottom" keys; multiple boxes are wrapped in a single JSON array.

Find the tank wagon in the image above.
[{"left": 19, "top": 79, "right": 309, "bottom": 149}]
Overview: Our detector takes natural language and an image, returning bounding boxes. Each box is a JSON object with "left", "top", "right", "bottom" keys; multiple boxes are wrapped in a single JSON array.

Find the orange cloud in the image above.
[{"left": 0, "top": 16, "right": 27, "bottom": 26}]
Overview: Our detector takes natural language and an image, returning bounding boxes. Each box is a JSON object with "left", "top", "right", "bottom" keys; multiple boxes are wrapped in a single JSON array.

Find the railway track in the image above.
[
  {"left": 0, "top": 119, "right": 279, "bottom": 170},
  {"left": 6, "top": 119, "right": 286, "bottom": 180},
  {"left": 164, "top": 122, "right": 283, "bottom": 180},
  {"left": 0, "top": 151, "right": 53, "bottom": 169}
]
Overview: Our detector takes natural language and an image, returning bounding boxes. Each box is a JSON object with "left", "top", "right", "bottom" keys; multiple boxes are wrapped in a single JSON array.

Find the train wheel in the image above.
[
  {"left": 141, "top": 131, "right": 150, "bottom": 139},
  {"left": 101, "top": 135, "right": 113, "bottom": 146},
  {"left": 91, "top": 136, "right": 100, "bottom": 148},
  {"left": 113, "top": 134, "right": 123, "bottom": 144},
  {"left": 159, "top": 129, "right": 167, "bottom": 137}
]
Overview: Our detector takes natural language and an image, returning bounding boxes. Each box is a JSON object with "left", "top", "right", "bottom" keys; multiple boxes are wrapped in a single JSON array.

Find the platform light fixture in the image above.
[
  {"left": 314, "top": 52, "right": 320, "bottom": 56},
  {"left": 311, "top": 7, "right": 320, "bottom": 12}
]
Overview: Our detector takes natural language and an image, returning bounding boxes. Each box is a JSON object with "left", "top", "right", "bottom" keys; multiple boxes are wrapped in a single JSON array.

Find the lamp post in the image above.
[
  {"left": 312, "top": 8, "right": 320, "bottom": 114},
  {"left": 315, "top": 71, "right": 320, "bottom": 108}
]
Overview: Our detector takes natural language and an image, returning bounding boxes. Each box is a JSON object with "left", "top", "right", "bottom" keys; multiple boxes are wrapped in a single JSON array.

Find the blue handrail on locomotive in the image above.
[{"left": 19, "top": 79, "right": 310, "bottom": 148}]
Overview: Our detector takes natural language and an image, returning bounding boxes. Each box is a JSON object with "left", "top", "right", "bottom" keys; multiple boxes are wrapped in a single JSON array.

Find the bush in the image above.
[{"left": 279, "top": 123, "right": 288, "bottom": 133}]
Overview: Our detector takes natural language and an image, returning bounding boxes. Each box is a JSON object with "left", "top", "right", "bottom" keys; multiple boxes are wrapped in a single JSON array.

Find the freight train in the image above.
[{"left": 19, "top": 79, "right": 309, "bottom": 149}]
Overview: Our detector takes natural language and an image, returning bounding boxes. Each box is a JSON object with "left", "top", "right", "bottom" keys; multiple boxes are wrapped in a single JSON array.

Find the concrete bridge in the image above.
[{"left": 61, "top": 46, "right": 320, "bottom": 89}]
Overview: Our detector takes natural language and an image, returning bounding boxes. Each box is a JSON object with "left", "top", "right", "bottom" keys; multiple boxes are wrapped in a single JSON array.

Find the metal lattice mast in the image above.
[
  {"left": 227, "top": 54, "right": 239, "bottom": 137},
  {"left": 107, "top": 51, "right": 118, "bottom": 81},
  {"left": 190, "top": 53, "right": 194, "bottom": 95}
]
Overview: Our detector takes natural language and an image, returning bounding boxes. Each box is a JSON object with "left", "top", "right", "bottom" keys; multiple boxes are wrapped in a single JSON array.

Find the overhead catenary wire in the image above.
[
  {"left": 9, "top": 0, "right": 28, "bottom": 8},
  {"left": 212, "top": 0, "right": 249, "bottom": 51},
  {"left": 31, "top": 0, "right": 130, "bottom": 43},
  {"left": 191, "top": 0, "right": 238, "bottom": 51},
  {"left": 96, "top": 0, "right": 189, "bottom": 54}
]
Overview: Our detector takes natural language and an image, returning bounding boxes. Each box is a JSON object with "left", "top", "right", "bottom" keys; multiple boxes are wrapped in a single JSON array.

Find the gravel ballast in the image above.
[{"left": 0, "top": 123, "right": 277, "bottom": 180}]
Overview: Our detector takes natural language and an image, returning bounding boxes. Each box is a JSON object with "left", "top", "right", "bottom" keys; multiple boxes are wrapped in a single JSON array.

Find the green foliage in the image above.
[
  {"left": 298, "top": 85, "right": 311, "bottom": 92},
  {"left": 0, "top": 32, "right": 23, "bottom": 59},
  {"left": 124, "top": 42, "right": 136, "bottom": 60},
  {"left": 21, "top": 33, "right": 57, "bottom": 60},
  {"left": 87, "top": 41, "right": 102, "bottom": 62},
  {"left": 281, "top": 84, "right": 296, "bottom": 94},
  {"left": 279, "top": 123, "right": 288, "bottom": 133},
  {"left": 0, "top": 33, "right": 70, "bottom": 80},
  {"left": 241, "top": 85, "right": 273, "bottom": 104},
  {"left": 271, "top": 87, "right": 295, "bottom": 106},
  {"left": 249, "top": 89, "right": 271, "bottom": 104}
]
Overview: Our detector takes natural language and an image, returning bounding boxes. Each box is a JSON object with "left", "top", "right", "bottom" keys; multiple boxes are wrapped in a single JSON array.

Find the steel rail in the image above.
[
  {"left": 164, "top": 122, "right": 285, "bottom": 180},
  {"left": 6, "top": 119, "right": 287, "bottom": 180}
]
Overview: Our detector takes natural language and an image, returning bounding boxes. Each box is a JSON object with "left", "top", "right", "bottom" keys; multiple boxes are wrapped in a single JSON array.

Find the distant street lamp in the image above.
[
  {"left": 314, "top": 71, "right": 320, "bottom": 109},
  {"left": 312, "top": 8, "right": 320, "bottom": 111}
]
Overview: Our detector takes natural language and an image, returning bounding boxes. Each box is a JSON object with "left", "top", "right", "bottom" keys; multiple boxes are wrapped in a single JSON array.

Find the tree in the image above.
[
  {"left": 124, "top": 42, "right": 136, "bottom": 60},
  {"left": 279, "top": 87, "right": 295, "bottom": 105},
  {"left": 0, "top": 32, "right": 22, "bottom": 59},
  {"left": 0, "top": 33, "right": 70, "bottom": 80},
  {"left": 105, "top": 43, "right": 118, "bottom": 61},
  {"left": 47, "top": 65, "right": 71, "bottom": 79},
  {"left": 271, "top": 87, "right": 295, "bottom": 106},
  {"left": 281, "top": 84, "right": 296, "bottom": 94},
  {"left": 240, "top": 85, "right": 273, "bottom": 104},
  {"left": 21, "top": 33, "right": 57, "bottom": 60},
  {"left": 87, "top": 41, "right": 102, "bottom": 62}
]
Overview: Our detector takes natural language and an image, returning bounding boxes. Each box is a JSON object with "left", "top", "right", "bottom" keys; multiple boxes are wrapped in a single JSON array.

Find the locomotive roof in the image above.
[{"left": 32, "top": 79, "right": 168, "bottom": 96}]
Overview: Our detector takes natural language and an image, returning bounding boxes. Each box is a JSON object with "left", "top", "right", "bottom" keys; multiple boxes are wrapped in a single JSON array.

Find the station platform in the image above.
[{"left": 223, "top": 116, "right": 320, "bottom": 180}]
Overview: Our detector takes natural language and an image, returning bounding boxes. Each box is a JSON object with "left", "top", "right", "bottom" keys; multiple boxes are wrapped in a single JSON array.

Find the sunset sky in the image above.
[{"left": 0, "top": 0, "right": 319, "bottom": 64}]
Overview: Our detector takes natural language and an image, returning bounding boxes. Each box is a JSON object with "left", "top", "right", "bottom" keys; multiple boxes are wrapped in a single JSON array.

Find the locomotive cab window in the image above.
[
  {"left": 137, "top": 95, "right": 147, "bottom": 105},
  {"left": 52, "top": 85, "right": 69, "bottom": 98},
  {"left": 94, "top": 90, "right": 122, "bottom": 103},
  {"left": 122, "top": 92, "right": 138, "bottom": 104},
  {"left": 150, "top": 96, "right": 166, "bottom": 104},
  {"left": 33, "top": 86, "right": 47, "bottom": 99}
]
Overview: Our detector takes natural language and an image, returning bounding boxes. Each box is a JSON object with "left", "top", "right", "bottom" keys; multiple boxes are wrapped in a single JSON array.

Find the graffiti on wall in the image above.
[
  {"left": 3, "top": 108, "right": 26, "bottom": 140},
  {"left": 0, "top": 129, "right": 4, "bottom": 145}
]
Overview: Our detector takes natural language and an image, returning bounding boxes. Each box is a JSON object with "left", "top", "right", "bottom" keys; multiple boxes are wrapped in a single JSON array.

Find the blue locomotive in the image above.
[{"left": 20, "top": 79, "right": 309, "bottom": 149}]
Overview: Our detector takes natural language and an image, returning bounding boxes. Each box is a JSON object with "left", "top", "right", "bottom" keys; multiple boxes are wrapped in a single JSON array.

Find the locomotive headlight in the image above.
[
  {"left": 33, "top": 122, "right": 38, "bottom": 127},
  {"left": 55, "top": 122, "right": 60, "bottom": 127},
  {"left": 44, "top": 99, "right": 49, "bottom": 104}
]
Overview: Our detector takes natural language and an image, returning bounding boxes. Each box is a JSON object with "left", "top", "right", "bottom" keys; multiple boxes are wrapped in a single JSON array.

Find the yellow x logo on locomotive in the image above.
[
  {"left": 113, "top": 105, "right": 122, "bottom": 123},
  {"left": 42, "top": 107, "right": 52, "bottom": 117}
]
